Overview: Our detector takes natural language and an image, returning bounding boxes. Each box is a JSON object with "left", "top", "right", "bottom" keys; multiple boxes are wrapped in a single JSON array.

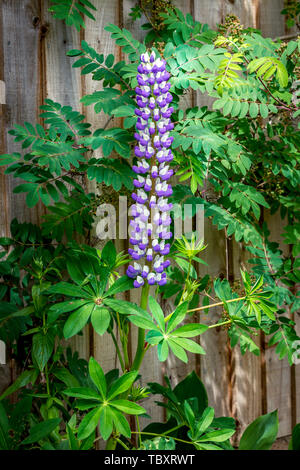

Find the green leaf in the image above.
[
  {"left": 63, "top": 303, "right": 95, "bottom": 339},
  {"left": 47, "top": 282, "right": 91, "bottom": 299},
  {"left": 0, "top": 403, "right": 10, "bottom": 449},
  {"left": 168, "top": 339, "right": 188, "bottom": 363},
  {"left": 91, "top": 306, "right": 110, "bottom": 335},
  {"left": 149, "top": 296, "right": 165, "bottom": 331},
  {"left": 166, "top": 302, "right": 188, "bottom": 333},
  {"left": 99, "top": 406, "right": 113, "bottom": 440},
  {"left": 78, "top": 407, "right": 102, "bottom": 440},
  {"left": 107, "top": 371, "right": 138, "bottom": 400},
  {"left": 102, "top": 298, "right": 150, "bottom": 318},
  {"left": 239, "top": 410, "right": 278, "bottom": 450},
  {"left": 173, "top": 371, "right": 208, "bottom": 415},
  {"left": 109, "top": 407, "right": 131, "bottom": 438},
  {"left": 249, "top": 102, "right": 258, "bottom": 118},
  {"left": 290, "top": 423, "right": 300, "bottom": 450},
  {"left": 63, "top": 387, "right": 101, "bottom": 401},
  {"left": 197, "top": 407, "right": 215, "bottom": 435},
  {"left": 22, "top": 418, "right": 61, "bottom": 445},
  {"left": 52, "top": 367, "right": 80, "bottom": 388},
  {"left": 48, "top": 299, "right": 89, "bottom": 323},
  {"left": 196, "top": 428, "right": 235, "bottom": 442},
  {"left": 172, "top": 337, "right": 206, "bottom": 355},
  {"left": 0, "top": 369, "right": 38, "bottom": 401},
  {"left": 157, "top": 340, "right": 169, "bottom": 362},
  {"left": 171, "top": 323, "right": 208, "bottom": 337},
  {"left": 110, "top": 399, "right": 145, "bottom": 415},
  {"left": 88, "top": 358, "right": 107, "bottom": 399},
  {"left": 129, "top": 315, "right": 157, "bottom": 330},
  {"left": 104, "top": 276, "right": 133, "bottom": 297},
  {"left": 32, "top": 331, "right": 55, "bottom": 371},
  {"left": 101, "top": 240, "right": 117, "bottom": 266}
]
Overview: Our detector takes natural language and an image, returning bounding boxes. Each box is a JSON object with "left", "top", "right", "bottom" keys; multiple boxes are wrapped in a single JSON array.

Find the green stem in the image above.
[
  {"left": 131, "top": 430, "right": 193, "bottom": 446},
  {"left": 131, "top": 283, "right": 150, "bottom": 371},
  {"left": 161, "top": 424, "right": 184, "bottom": 436},
  {"left": 136, "top": 416, "right": 142, "bottom": 448},
  {"left": 178, "top": 260, "right": 192, "bottom": 305},
  {"left": 106, "top": 436, "right": 117, "bottom": 450},
  {"left": 116, "top": 312, "right": 129, "bottom": 370},
  {"left": 186, "top": 296, "right": 246, "bottom": 314},
  {"left": 45, "top": 363, "right": 50, "bottom": 396},
  {"left": 115, "top": 438, "right": 130, "bottom": 450},
  {"left": 110, "top": 329, "right": 125, "bottom": 372},
  {"left": 208, "top": 319, "right": 232, "bottom": 329}
]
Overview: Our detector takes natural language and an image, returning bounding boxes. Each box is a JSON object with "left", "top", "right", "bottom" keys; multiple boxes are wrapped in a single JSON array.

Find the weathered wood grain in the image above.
[
  {"left": 194, "top": 0, "right": 232, "bottom": 420},
  {"left": 1, "top": 0, "right": 44, "bottom": 225},
  {"left": 231, "top": 240, "right": 262, "bottom": 439},
  {"left": 41, "top": 2, "right": 91, "bottom": 361},
  {"left": 82, "top": 0, "right": 122, "bottom": 375},
  {"left": 264, "top": 212, "right": 292, "bottom": 437}
]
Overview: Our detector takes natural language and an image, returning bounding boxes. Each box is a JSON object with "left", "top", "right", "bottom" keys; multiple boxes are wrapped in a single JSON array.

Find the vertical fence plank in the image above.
[
  {"left": 264, "top": 212, "right": 292, "bottom": 437},
  {"left": 0, "top": 0, "right": 44, "bottom": 399},
  {"left": 194, "top": 0, "right": 231, "bottom": 419},
  {"left": 259, "top": 0, "right": 285, "bottom": 38},
  {"left": 232, "top": 241, "right": 262, "bottom": 438},
  {"left": 1, "top": 0, "right": 44, "bottom": 225},
  {"left": 82, "top": 0, "right": 123, "bottom": 373},
  {"left": 223, "top": 2, "right": 263, "bottom": 439},
  {"left": 41, "top": 3, "right": 90, "bottom": 360}
]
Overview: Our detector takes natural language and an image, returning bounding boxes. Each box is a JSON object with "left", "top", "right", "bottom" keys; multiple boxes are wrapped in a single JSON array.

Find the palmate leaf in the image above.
[
  {"left": 127, "top": 298, "right": 207, "bottom": 363},
  {"left": 48, "top": 274, "right": 134, "bottom": 340},
  {"left": 65, "top": 359, "right": 145, "bottom": 441}
]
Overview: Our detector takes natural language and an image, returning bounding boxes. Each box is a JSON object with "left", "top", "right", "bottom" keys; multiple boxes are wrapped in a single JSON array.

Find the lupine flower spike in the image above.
[{"left": 126, "top": 51, "right": 174, "bottom": 288}]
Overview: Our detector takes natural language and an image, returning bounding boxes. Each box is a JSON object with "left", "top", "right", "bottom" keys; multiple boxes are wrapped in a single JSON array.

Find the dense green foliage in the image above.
[{"left": 0, "top": 3, "right": 299, "bottom": 450}]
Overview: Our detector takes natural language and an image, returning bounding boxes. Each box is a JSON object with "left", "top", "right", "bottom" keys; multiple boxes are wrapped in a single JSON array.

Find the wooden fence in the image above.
[{"left": 0, "top": 0, "right": 299, "bottom": 439}]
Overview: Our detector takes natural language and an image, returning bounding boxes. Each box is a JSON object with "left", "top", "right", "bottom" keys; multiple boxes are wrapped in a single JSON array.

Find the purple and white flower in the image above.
[{"left": 126, "top": 51, "right": 174, "bottom": 288}]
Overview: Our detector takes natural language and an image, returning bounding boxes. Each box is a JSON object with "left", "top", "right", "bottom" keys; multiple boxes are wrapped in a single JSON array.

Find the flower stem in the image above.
[
  {"left": 131, "top": 430, "right": 192, "bottom": 446},
  {"left": 208, "top": 319, "right": 232, "bottom": 329},
  {"left": 110, "top": 329, "right": 125, "bottom": 372},
  {"left": 131, "top": 283, "right": 150, "bottom": 371},
  {"left": 115, "top": 438, "right": 130, "bottom": 450},
  {"left": 186, "top": 296, "right": 246, "bottom": 314},
  {"left": 105, "top": 436, "right": 117, "bottom": 450}
]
